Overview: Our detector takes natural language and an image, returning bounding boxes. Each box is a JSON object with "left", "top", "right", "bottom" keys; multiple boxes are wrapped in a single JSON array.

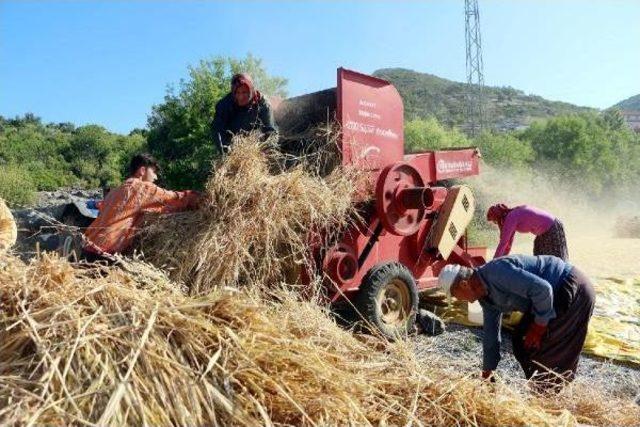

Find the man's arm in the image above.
[
  {"left": 481, "top": 304, "right": 503, "bottom": 371},
  {"left": 140, "top": 183, "right": 200, "bottom": 215}
]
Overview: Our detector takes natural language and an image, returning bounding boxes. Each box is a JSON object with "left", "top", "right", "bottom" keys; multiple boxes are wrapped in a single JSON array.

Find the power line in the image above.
[{"left": 464, "top": 0, "right": 485, "bottom": 136}]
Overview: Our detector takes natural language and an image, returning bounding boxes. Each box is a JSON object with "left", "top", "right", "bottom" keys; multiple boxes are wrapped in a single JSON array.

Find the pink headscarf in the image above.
[
  {"left": 231, "top": 73, "right": 261, "bottom": 106},
  {"left": 486, "top": 203, "right": 511, "bottom": 227}
]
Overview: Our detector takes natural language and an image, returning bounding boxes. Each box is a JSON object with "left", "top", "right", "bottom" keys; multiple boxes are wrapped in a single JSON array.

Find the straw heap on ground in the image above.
[{"left": 5, "top": 253, "right": 638, "bottom": 426}]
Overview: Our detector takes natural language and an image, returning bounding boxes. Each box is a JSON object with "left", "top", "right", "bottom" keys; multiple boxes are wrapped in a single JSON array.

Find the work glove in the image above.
[{"left": 523, "top": 322, "right": 547, "bottom": 351}]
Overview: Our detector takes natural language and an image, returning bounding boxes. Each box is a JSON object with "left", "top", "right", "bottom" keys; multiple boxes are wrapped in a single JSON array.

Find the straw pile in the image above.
[
  {"left": 139, "top": 134, "right": 362, "bottom": 295},
  {"left": 278, "top": 121, "right": 343, "bottom": 177},
  {"left": 6, "top": 253, "right": 639, "bottom": 426}
]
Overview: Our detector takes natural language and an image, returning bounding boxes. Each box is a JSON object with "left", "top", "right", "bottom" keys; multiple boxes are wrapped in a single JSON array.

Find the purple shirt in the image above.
[{"left": 494, "top": 205, "right": 556, "bottom": 258}]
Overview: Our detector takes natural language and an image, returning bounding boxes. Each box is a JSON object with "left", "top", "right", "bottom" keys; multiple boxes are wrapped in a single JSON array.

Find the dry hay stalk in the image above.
[
  {"left": 6, "top": 253, "right": 632, "bottom": 426},
  {"left": 533, "top": 382, "right": 640, "bottom": 427},
  {"left": 278, "top": 121, "right": 343, "bottom": 177},
  {"left": 139, "top": 133, "right": 361, "bottom": 295}
]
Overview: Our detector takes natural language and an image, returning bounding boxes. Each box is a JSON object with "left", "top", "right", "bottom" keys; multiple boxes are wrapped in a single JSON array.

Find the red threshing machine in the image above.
[{"left": 275, "top": 68, "right": 486, "bottom": 338}]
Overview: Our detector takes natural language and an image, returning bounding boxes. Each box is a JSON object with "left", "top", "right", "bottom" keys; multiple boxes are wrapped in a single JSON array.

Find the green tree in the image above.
[
  {"left": 474, "top": 131, "right": 534, "bottom": 169},
  {"left": 0, "top": 114, "right": 146, "bottom": 200},
  {"left": 404, "top": 117, "right": 469, "bottom": 153},
  {"left": 64, "top": 125, "right": 122, "bottom": 187},
  {"left": 116, "top": 133, "right": 148, "bottom": 179},
  {"left": 0, "top": 164, "right": 37, "bottom": 206},
  {"left": 0, "top": 117, "right": 77, "bottom": 190},
  {"left": 602, "top": 108, "right": 627, "bottom": 131},
  {"left": 147, "top": 54, "right": 288, "bottom": 189},
  {"left": 63, "top": 125, "right": 147, "bottom": 188},
  {"left": 520, "top": 113, "right": 640, "bottom": 196}
]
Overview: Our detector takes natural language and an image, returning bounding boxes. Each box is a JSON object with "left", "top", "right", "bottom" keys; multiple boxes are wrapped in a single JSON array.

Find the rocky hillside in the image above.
[
  {"left": 613, "top": 94, "right": 640, "bottom": 111},
  {"left": 373, "top": 68, "right": 595, "bottom": 131}
]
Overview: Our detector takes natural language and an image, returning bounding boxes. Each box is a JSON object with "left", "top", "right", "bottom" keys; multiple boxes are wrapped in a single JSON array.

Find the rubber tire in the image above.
[{"left": 356, "top": 262, "right": 419, "bottom": 340}]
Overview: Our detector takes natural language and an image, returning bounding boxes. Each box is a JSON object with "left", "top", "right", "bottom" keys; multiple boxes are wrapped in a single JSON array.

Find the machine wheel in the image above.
[{"left": 356, "top": 262, "right": 419, "bottom": 339}]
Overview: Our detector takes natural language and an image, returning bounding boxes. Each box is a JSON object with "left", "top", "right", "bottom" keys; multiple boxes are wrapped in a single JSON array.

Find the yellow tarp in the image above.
[
  {"left": 584, "top": 277, "right": 640, "bottom": 365},
  {"left": 438, "top": 276, "right": 640, "bottom": 366}
]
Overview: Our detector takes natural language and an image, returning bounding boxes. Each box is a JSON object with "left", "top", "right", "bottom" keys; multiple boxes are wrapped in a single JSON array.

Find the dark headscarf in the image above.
[{"left": 231, "top": 73, "right": 261, "bottom": 106}]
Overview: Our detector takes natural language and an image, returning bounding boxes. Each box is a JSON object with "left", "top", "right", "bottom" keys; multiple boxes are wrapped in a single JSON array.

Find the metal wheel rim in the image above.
[{"left": 376, "top": 279, "right": 411, "bottom": 326}]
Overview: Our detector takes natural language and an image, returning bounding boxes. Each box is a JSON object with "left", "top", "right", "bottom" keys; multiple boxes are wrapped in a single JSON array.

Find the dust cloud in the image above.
[{"left": 468, "top": 165, "right": 640, "bottom": 279}]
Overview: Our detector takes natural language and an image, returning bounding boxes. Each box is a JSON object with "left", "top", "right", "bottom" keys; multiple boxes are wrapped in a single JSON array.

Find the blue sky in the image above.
[{"left": 1, "top": 0, "right": 639, "bottom": 134}]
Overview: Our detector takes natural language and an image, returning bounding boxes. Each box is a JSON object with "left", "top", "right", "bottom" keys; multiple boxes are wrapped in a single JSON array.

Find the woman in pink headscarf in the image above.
[{"left": 487, "top": 203, "right": 568, "bottom": 260}]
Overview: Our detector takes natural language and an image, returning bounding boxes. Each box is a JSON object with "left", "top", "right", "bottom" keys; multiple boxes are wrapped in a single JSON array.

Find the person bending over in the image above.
[
  {"left": 438, "top": 254, "right": 595, "bottom": 390},
  {"left": 487, "top": 203, "right": 568, "bottom": 260},
  {"left": 211, "top": 73, "right": 278, "bottom": 153}
]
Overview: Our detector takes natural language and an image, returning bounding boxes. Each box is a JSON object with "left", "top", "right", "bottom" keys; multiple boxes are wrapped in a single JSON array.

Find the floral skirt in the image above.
[{"left": 533, "top": 219, "right": 569, "bottom": 261}]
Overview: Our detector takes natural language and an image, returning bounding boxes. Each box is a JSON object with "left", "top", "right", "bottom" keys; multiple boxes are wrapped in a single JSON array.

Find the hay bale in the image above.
[
  {"left": 139, "top": 134, "right": 362, "bottom": 295},
  {"left": 6, "top": 254, "right": 635, "bottom": 426}
]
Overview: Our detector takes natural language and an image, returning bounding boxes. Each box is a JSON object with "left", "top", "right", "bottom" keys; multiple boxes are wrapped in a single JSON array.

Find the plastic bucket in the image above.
[{"left": 467, "top": 301, "right": 483, "bottom": 325}]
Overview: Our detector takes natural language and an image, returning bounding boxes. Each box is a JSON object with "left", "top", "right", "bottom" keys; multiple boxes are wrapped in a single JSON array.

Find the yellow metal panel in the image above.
[{"left": 428, "top": 185, "right": 475, "bottom": 260}]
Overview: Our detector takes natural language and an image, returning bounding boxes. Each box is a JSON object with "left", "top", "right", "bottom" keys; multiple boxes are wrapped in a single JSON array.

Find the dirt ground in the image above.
[
  {"left": 508, "top": 225, "right": 640, "bottom": 279},
  {"left": 415, "top": 324, "right": 640, "bottom": 403}
]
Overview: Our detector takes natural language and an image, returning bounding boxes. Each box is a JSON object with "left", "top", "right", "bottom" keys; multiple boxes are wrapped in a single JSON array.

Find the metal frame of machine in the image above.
[{"left": 279, "top": 68, "right": 487, "bottom": 336}]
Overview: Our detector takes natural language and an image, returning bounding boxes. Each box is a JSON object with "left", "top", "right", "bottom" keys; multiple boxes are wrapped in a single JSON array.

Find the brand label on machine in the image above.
[
  {"left": 344, "top": 119, "right": 399, "bottom": 140},
  {"left": 436, "top": 159, "right": 473, "bottom": 174}
]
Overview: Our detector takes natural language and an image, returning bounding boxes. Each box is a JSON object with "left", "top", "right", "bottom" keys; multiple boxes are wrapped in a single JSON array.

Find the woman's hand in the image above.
[{"left": 524, "top": 322, "right": 547, "bottom": 351}]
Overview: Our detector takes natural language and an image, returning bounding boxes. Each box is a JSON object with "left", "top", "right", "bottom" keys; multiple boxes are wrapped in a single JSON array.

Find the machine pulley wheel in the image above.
[
  {"left": 323, "top": 244, "right": 358, "bottom": 285},
  {"left": 375, "top": 162, "right": 426, "bottom": 236}
]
